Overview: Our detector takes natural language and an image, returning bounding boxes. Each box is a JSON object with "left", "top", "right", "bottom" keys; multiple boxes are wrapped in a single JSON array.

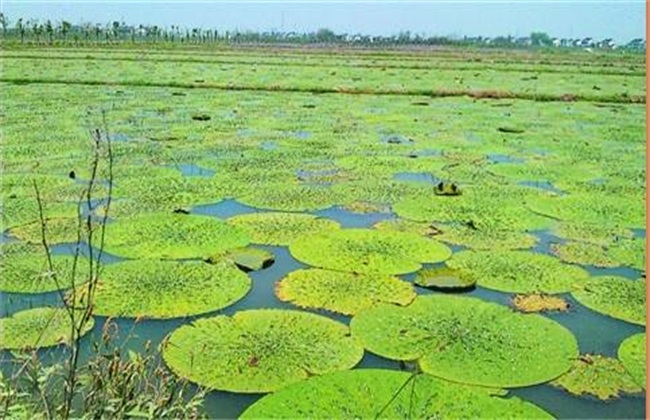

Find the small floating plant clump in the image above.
[
  {"left": 162, "top": 309, "right": 364, "bottom": 393},
  {"left": 551, "top": 354, "right": 643, "bottom": 400},
  {"left": 618, "top": 333, "right": 646, "bottom": 388},
  {"left": 276, "top": 268, "right": 416, "bottom": 315},
  {"left": 289, "top": 228, "right": 452, "bottom": 275},
  {"left": 240, "top": 370, "right": 553, "bottom": 419},
  {"left": 350, "top": 295, "right": 578, "bottom": 388},
  {"left": 103, "top": 213, "right": 250, "bottom": 259},
  {"left": 0, "top": 307, "right": 95, "bottom": 350},
  {"left": 447, "top": 250, "right": 589, "bottom": 294},
  {"left": 227, "top": 212, "right": 341, "bottom": 246},
  {"left": 84, "top": 259, "right": 251, "bottom": 319},
  {"left": 512, "top": 293, "right": 570, "bottom": 313},
  {"left": 571, "top": 277, "right": 646, "bottom": 325},
  {"left": 1, "top": 244, "right": 92, "bottom": 293}
]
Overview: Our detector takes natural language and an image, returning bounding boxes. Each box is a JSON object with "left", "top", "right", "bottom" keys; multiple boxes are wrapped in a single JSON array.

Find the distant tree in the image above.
[
  {"left": 315, "top": 28, "right": 336, "bottom": 43},
  {"left": 0, "top": 13, "right": 8, "bottom": 36},
  {"left": 32, "top": 21, "right": 43, "bottom": 43},
  {"left": 16, "top": 18, "right": 25, "bottom": 43},
  {"left": 530, "top": 31, "right": 552, "bottom": 47},
  {"left": 44, "top": 19, "right": 54, "bottom": 44},
  {"left": 60, "top": 20, "right": 71, "bottom": 41}
]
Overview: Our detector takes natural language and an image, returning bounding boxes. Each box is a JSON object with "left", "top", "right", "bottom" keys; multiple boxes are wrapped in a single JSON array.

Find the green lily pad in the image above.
[
  {"left": 0, "top": 307, "right": 95, "bottom": 350},
  {"left": 238, "top": 183, "right": 336, "bottom": 212},
  {"left": 207, "top": 247, "right": 274, "bottom": 272},
  {"left": 289, "top": 229, "right": 452, "bottom": 275},
  {"left": 571, "top": 277, "right": 645, "bottom": 325},
  {"left": 350, "top": 295, "right": 578, "bottom": 388},
  {"left": 88, "top": 259, "right": 250, "bottom": 319},
  {"left": 437, "top": 224, "right": 538, "bottom": 250},
  {"left": 162, "top": 309, "right": 364, "bottom": 393},
  {"left": 103, "top": 213, "right": 250, "bottom": 259},
  {"left": 527, "top": 193, "right": 645, "bottom": 229},
  {"left": 9, "top": 217, "right": 98, "bottom": 245},
  {"left": 276, "top": 268, "right": 416, "bottom": 315},
  {"left": 1, "top": 245, "right": 91, "bottom": 294},
  {"left": 609, "top": 238, "right": 646, "bottom": 271},
  {"left": 551, "top": 354, "right": 643, "bottom": 400},
  {"left": 414, "top": 266, "right": 476, "bottom": 291},
  {"left": 228, "top": 212, "right": 340, "bottom": 246},
  {"left": 241, "top": 369, "right": 553, "bottom": 419},
  {"left": 373, "top": 218, "right": 442, "bottom": 237},
  {"left": 618, "top": 333, "right": 646, "bottom": 388},
  {"left": 447, "top": 250, "right": 589, "bottom": 293},
  {"left": 551, "top": 242, "right": 619, "bottom": 267},
  {"left": 553, "top": 222, "right": 634, "bottom": 246}
]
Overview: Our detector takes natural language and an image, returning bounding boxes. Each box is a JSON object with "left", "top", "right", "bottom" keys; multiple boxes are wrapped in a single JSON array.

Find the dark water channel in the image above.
[{"left": 1, "top": 201, "right": 645, "bottom": 419}]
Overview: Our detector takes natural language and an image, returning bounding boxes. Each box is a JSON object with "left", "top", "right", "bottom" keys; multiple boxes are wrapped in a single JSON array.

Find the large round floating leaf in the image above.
[
  {"left": 618, "top": 333, "right": 646, "bottom": 388},
  {"left": 162, "top": 309, "right": 364, "bottom": 393},
  {"left": 88, "top": 260, "right": 250, "bottom": 319},
  {"left": 437, "top": 224, "right": 538, "bottom": 251},
  {"left": 9, "top": 217, "right": 99, "bottom": 245},
  {"left": 228, "top": 212, "right": 340, "bottom": 246},
  {"left": 414, "top": 266, "right": 476, "bottom": 291},
  {"left": 241, "top": 369, "right": 553, "bottom": 419},
  {"left": 0, "top": 308, "right": 95, "bottom": 350},
  {"left": 551, "top": 354, "right": 643, "bottom": 400},
  {"left": 571, "top": 277, "right": 645, "bottom": 325},
  {"left": 527, "top": 193, "right": 645, "bottom": 229},
  {"left": 238, "top": 183, "right": 337, "bottom": 212},
  {"left": 1, "top": 245, "right": 91, "bottom": 294},
  {"left": 350, "top": 295, "right": 578, "bottom": 388},
  {"left": 553, "top": 222, "right": 634, "bottom": 246},
  {"left": 276, "top": 269, "right": 416, "bottom": 315},
  {"left": 103, "top": 213, "right": 250, "bottom": 259},
  {"left": 289, "top": 229, "right": 452, "bottom": 275},
  {"left": 447, "top": 250, "right": 589, "bottom": 294}
]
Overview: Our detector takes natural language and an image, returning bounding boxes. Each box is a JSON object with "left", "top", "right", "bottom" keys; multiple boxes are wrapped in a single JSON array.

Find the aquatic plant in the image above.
[
  {"left": 162, "top": 309, "right": 364, "bottom": 393},
  {"left": 240, "top": 369, "right": 553, "bottom": 419},
  {"left": 103, "top": 212, "right": 250, "bottom": 259},
  {"left": 207, "top": 247, "right": 275, "bottom": 271},
  {"left": 87, "top": 259, "right": 250, "bottom": 318},
  {"left": 238, "top": 182, "right": 337, "bottom": 212},
  {"left": 571, "top": 277, "right": 645, "bottom": 325},
  {"left": 373, "top": 218, "right": 442, "bottom": 237},
  {"left": 618, "top": 333, "right": 646, "bottom": 388},
  {"left": 553, "top": 222, "right": 633, "bottom": 246},
  {"left": 437, "top": 223, "right": 538, "bottom": 250},
  {"left": 228, "top": 212, "right": 340, "bottom": 246},
  {"left": 350, "top": 295, "right": 578, "bottom": 387},
  {"left": 0, "top": 308, "right": 94, "bottom": 350},
  {"left": 511, "top": 293, "right": 569, "bottom": 313},
  {"left": 1, "top": 245, "right": 91, "bottom": 293},
  {"left": 413, "top": 266, "right": 476, "bottom": 291},
  {"left": 9, "top": 217, "right": 98, "bottom": 245},
  {"left": 276, "top": 268, "right": 416, "bottom": 315},
  {"left": 447, "top": 250, "right": 589, "bottom": 293},
  {"left": 551, "top": 354, "right": 643, "bottom": 400},
  {"left": 551, "top": 241, "right": 618, "bottom": 267},
  {"left": 289, "top": 228, "right": 452, "bottom": 275}
]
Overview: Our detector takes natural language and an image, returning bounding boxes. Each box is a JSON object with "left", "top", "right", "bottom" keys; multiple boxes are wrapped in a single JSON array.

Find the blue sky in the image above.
[{"left": 1, "top": 1, "right": 645, "bottom": 43}]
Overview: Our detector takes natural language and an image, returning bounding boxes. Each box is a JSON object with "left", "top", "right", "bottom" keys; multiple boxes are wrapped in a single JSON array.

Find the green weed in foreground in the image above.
[
  {"left": 350, "top": 295, "right": 578, "bottom": 388},
  {"left": 241, "top": 369, "right": 553, "bottom": 419}
]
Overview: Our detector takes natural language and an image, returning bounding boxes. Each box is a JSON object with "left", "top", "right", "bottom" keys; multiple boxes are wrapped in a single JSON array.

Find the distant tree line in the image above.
[{"left": 0, "top": 13, "right": 645, "bottom": 51}]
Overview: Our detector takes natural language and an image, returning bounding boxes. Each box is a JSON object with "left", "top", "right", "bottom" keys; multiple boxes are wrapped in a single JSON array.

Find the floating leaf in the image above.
[
  {"left": 103, "top": 213, "right": 250, "bottom": 259},
  {"left": 350, "top": 295, "right": 578, "bottom": 388},
  {"left": 162, "top": 309, "right": 364, "bottom": 393},
  {"left": 618, "top": 333, "right": 646, "bottom": 388},
  {"left": 88, "top": 259, "right": 250, "bottom": 319},
  {"left": 276, "top": 268, "right": 416, "bottom": 315},
  {"left": 551, "top": 354, "right": 643, "bottom": 400},
  {"left": 241, "top": 369, "right": 553, "bottom": 419},
  {"left": 447, "top": 250, "right": 589, "bottom": 293},
  {"left": 289, "top": 229, "right": 452, "bottom": 275},
  {"left": 228, "top": 212, "right": 340, "bottom": 246},
  {"left": 0, "top": 307, "right": 94, "bottom": 350},
  {"left": 414, "top": 266, "right": 476, "bottom": 291},
  {"left": 571, "top": 277, "right": 645, "bottom": 325},
  {"left": 208, "top": 247, "right": 274, "bottom": 272},
  {"left": 512, "top": 293, "right": 569, "bottom": 313}
]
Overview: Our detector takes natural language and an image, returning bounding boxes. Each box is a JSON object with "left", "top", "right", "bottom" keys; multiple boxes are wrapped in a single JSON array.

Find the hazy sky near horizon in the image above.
[{"left": 1, "top": 1, "right": 645, "bottom": 43}]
